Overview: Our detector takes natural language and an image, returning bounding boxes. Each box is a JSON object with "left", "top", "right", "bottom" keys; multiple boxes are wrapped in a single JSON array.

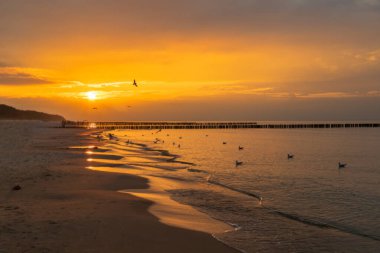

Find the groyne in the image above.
[{"left": 61, "top": 121, "right": 380, "bottom": 130}]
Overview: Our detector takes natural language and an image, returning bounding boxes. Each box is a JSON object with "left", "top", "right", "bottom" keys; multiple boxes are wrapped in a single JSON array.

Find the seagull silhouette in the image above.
[{"left": 133, "top": 79, "right": 138, "bottom": 87}]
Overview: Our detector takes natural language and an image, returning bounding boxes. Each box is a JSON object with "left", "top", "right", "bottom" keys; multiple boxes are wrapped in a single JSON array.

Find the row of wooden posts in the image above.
[{"left": 61, "top": 121, "right": 380, "bottom": 130}]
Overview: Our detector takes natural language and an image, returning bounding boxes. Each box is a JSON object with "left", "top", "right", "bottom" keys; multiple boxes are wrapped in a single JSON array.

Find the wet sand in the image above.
[{"left": 0, "top": 121, "right": 237, "bottom": 253}]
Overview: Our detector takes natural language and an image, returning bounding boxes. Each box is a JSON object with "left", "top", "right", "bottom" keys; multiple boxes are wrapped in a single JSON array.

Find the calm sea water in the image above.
[{"left": 99, "top": 128, "right": 380, "bottom": 252}]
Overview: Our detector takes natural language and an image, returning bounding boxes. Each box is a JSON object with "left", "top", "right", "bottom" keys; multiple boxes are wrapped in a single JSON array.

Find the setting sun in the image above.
[{"left": 86, "top": 91, "right": 97, "bottom": 101}]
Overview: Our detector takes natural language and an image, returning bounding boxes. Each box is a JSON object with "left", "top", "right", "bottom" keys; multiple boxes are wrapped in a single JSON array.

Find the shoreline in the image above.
[
  {"left": 84, "top": 131, "right": 241, "bottom": 247},
  {"left": 0, "top": 121, "right": 238, "bottom": 253}
]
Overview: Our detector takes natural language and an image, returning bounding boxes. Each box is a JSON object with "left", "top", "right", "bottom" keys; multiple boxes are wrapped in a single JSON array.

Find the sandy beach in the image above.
[{"left": 0, "top": 121, "right": 237, "bottom": 253}]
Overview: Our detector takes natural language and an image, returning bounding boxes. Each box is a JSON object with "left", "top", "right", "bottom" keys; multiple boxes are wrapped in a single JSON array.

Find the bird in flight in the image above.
[
  {"left": 92, "top": 107, "right": 98, "bottom": 110},
  {"left": 133, "top": 79, "right": 138, "bottom": 87}
]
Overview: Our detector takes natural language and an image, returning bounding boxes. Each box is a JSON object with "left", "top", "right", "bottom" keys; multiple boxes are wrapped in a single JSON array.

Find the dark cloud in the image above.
[
  {"left": 1, "top": 0, "right": 380, "bottom": 47},
  {"left": 0, "top": 72, "right": 53, "bottom": 85},
  {"left": 0, "top": 62, "right": 10, "bottom": 67}
]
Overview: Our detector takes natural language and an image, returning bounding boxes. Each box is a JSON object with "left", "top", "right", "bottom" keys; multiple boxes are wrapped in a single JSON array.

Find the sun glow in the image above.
[{"left": 86, "top": 91, "right": 97, "bottom": 101}]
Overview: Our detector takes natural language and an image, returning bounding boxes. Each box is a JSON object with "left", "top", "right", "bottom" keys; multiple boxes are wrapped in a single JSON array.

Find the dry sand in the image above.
[{"left": 0, "top": 121, "right": 238, "bottom": 253}]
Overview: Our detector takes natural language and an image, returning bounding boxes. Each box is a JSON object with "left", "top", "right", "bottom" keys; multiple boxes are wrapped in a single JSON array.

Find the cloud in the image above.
[
  {"left": 355, "top": 0, "right": 380, "bottom": 7},
  {"left": 351, "top": 49, "right": 380, "bottom": 63},
  {"left": 294, "top": 91, "right": 380, "bottom": 99},
  {"left": 1, "top": 0, "right": 380, "bottom": 49},
  {"left": 0, "top": 62, "right": 11, "bottom": 67},
  {"left": 0, "top": 70, "right": 54, "bottom": 85}
]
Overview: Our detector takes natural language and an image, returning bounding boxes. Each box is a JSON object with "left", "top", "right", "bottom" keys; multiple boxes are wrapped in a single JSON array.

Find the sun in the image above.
[{"left": 86, "top": 91, "right": 97, "bottom": 101}]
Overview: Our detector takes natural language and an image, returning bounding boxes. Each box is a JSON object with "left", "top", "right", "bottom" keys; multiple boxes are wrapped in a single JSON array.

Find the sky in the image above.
[{"left": 1, "top": 0, "right": 380, "bottom": 121}]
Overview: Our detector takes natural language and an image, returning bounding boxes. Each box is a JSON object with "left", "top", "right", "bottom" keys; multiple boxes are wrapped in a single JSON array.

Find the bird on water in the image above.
[{"left": 339, "top": 162, "right": 347, "bottom": 168}]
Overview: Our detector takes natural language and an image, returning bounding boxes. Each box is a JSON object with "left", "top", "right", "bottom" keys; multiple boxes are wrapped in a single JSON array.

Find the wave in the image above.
[
  {"left": 207, "top": 177, "right": 380, "bottom": 242},
  {"left": 136, "top": 164, "right": 188, "bottom": 171},
  {"left": 149, "top": 174, "right": 195, "bottom": 182},
  {"left": 187, "top": 168, "right": 208, "bottom": 173},
  {"left": 123, "top": 142, "right": 196, "bottom": 166},
  {"left": 269, "top": 208, "right": 380, "bottom": 241},
  {"left": 207, "top": 177, "right": 262, "bottom": 201}
]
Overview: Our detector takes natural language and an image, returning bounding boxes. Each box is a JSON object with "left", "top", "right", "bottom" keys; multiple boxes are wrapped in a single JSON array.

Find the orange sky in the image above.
[{"left": 1, "top": 0, "right": 380, "bottom": 120}]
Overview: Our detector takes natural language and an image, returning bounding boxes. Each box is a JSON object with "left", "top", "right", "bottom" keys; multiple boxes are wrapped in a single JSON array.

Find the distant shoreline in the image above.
[{"left": 0, "top": 104, "right": 64, "bottom": 121}]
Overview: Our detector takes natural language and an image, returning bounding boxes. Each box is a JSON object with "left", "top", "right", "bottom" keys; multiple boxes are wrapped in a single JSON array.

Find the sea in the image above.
[{"left": 87, "top": 125, "right": 380, "bottom": 252}]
